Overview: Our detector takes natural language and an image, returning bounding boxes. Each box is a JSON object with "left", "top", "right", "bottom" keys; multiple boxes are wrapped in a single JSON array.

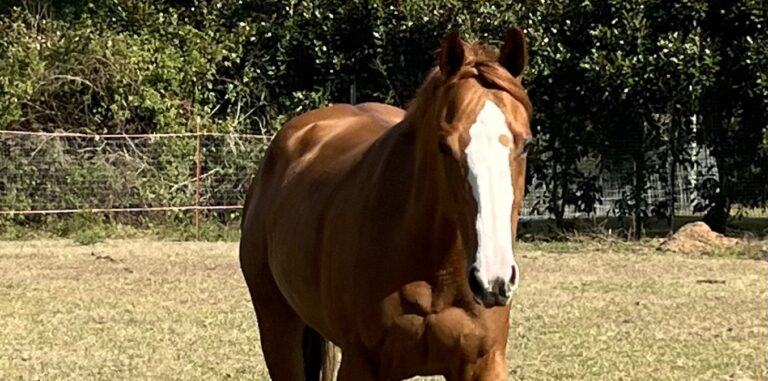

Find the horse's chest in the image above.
[{"left": 373, "top": 284, "right": 493, "bottom": 377}]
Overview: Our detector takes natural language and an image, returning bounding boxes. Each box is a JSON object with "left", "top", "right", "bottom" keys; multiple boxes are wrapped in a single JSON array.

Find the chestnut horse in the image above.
[{"left": 240, "top": 28, "right": 533, "bottom": 381}]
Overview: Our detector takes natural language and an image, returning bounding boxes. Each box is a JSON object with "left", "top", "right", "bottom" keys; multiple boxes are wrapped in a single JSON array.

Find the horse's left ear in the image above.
[{"left": 499, "top": 26, "right": 528, "bottom": 77}]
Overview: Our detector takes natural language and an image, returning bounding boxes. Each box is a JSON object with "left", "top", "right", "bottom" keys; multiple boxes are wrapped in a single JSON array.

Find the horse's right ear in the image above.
[{"left": 439, "top": 30, "right": 466, "bottom": 78}]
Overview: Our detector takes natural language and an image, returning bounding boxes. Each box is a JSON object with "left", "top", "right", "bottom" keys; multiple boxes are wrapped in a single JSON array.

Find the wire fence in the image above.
[
  {"left": 0, "top": 128, "right": 744, "bottom": 234},
  {"left": 0, "top": 129, "right": 270, "bottom": 237},
  {"left": 520, "top": 149, "right": 720, "bottom": 220}
]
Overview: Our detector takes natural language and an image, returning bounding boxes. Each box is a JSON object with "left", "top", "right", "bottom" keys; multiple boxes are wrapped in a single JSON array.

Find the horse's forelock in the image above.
[
  {"left": 407, "top": 48, "right": 532, "bottom": 123},
  {"left": 475, "top": 63, "right": 533, "bottom": 119}
]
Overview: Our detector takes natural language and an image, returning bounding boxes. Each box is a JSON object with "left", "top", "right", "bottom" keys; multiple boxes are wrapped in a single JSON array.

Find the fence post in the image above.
[{"left": 195, "top": 117, "right": 202, "bottom": 240}]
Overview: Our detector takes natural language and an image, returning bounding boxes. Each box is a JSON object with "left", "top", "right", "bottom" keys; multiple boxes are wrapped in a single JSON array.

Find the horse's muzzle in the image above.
[{"left": 468, "top": 266, "right": 515, "bottom": 308}]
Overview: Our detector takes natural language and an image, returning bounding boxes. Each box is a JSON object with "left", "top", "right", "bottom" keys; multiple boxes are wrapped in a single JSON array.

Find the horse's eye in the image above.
[{"left": 438, "top": 141, "right": 452, "bottom": 156}]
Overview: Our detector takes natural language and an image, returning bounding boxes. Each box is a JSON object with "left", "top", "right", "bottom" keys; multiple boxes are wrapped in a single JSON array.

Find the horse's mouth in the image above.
[{"left": 468, "top": 269, "right": 513, "bottom": 308}]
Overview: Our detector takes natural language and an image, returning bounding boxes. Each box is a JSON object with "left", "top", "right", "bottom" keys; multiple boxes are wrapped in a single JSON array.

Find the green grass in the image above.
[
  {"left": 3, "top": 210, "right": 766, "bottom": 244},
  {"left": 0, "top": 240, "right": 765, "bottom": 380},
  {"left": 0, "top": 213, "right": 241, "bottom": 243}
]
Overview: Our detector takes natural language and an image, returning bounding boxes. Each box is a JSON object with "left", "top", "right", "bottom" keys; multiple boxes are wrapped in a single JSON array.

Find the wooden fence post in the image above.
[{"left": 195, "top": 117, "right": 202, "bottom": 240}]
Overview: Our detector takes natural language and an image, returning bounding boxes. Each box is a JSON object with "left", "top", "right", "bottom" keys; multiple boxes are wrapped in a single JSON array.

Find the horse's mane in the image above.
[{"left": 406, "top": 42, "right": 533, "bottom": 121}]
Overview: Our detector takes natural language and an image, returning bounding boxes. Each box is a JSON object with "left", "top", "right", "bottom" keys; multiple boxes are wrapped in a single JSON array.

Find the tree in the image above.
[
  {"left": 519, "top": 0, "right": 603, "bottom": 229},
  {"left": 697, "top": 0, "right": 767, "bottom": 232},
  {"left": 581, "top": 0, "right": 716, "bottom": 238}
]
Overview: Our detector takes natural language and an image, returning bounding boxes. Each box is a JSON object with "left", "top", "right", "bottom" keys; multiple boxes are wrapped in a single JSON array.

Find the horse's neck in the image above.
[
  {"left": 382, "top": 114, "right": 442, "bottom": 199},
  {"left": 366, "top": 115, "right": 468, "bottom": 287}
]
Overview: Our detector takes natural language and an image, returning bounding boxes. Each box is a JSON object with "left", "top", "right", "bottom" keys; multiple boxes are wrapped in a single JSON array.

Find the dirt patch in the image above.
[{"left": 658, "top": 222, "right": 740, "bottom": 255}]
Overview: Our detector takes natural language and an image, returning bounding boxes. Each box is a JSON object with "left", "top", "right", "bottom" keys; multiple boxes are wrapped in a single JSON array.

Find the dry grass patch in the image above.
[
  {"left": 510, "top": 244, "right": 766, "bottom": 380},
  {"left": 0, "top": 240, "right": 765, "bottom": 380},
  {"left": 0, "top": 240, "right": 264, "bottom": 380}
]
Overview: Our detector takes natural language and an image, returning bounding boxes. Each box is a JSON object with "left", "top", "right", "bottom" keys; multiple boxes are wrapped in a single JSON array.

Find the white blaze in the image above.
[{"left": 464, "top": 100, "right": 518, "bottom": 292}]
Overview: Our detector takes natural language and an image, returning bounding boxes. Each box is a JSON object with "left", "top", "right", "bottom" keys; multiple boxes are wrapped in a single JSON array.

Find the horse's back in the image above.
[
  {"left": 245, "top": 102, "right": 403, "bottom": 210},
  {"left": 272, "top": 102, "right": 403, "bottom": 178}
]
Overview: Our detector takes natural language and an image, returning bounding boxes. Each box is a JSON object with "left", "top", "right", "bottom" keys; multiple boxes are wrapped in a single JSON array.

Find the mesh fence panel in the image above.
[
  {"left": 0, "top": 130, "right": 759, "bottom": 230},
  {"left": 0, "top": 131, "right": 268, "bottom": 220}
]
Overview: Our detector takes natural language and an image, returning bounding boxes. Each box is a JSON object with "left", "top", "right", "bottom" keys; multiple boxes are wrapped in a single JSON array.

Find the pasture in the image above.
[{"left": 0, "top": 239, "right": 765, "bottom": 380}]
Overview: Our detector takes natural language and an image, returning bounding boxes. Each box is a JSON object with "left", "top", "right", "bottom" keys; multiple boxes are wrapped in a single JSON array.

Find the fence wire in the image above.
[
  {"left": 0, "top": 130, "right": 269, "bottom": 219},
  {"left": 0, "top": 129, "right": 757, "bottom": 230}
]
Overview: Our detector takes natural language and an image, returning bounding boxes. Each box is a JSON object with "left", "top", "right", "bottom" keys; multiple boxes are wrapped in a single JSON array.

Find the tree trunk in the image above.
[
  {"left": 705, "top": 154, "right": 730, "bottom": 233},
  {"left": 704, "top": 111, "right": 732, "bottom": 234},
  {"left": 551, "top": 143, "right": 564, "bottom": 230},
  {"left": 559, "top": 166, "right": 569, "bottom": 230},
  {"left": 633, "top": 158, "right": 646, "bottom": 240},
  {"left": 632, "top": 122, "right": 646, "bottom": 240},
  {"left": 553, "top": 167, "right": 564, "bottom": 230},
  {"left": 668, "top": 110, "right": 677, "bottom": 235}
]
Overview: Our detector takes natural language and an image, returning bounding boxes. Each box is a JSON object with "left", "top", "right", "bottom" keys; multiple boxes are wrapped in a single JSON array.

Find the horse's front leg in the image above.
[
  {"left": 446, "top": 350, "right": 508, "bottom": 381},
  {"left": 336, "top": 347, "right": 380, "bottom": 381}
]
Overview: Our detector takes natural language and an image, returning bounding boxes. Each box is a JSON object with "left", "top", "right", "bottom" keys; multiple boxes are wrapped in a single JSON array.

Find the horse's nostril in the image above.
[
  {"left": 468, "top": 267, "right": 485, "bottom": 297},
  {"left": 510, "top": 264, "right": 518, "bottom": 286},
  {"left": 498, "top": 281, "right": 511, "bottom": 299}
]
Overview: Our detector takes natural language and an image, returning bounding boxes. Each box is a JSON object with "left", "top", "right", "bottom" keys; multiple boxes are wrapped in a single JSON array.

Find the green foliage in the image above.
[
  {"left": 694, "top": 0, "right": 768, "bottom": 231},
  {"left": 521, "top": 1, "right": 603, "bottom": 225},
  {"left": 0, "top": 0, "right": 765, "bottom": 238},
  {"left": 0, "top": 211, "right": 240, "bottom": 242}
]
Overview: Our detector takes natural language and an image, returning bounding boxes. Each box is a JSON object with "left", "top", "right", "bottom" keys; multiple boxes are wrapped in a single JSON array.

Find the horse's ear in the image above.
[
  {"left": 439, "top": 30, "right": 466, "bottom": 78},
  {"left": 499, "top": 26, "right": 527, "bottom": 77}
]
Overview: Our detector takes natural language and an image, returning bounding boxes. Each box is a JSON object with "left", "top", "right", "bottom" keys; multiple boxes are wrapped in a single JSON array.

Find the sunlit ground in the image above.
[{"left": 0, "top": 240, "right": 765, "bottom": 380}]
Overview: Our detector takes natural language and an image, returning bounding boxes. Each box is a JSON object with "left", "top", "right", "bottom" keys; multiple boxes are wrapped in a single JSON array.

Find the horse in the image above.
[{"left": 239, "top": 27, "right": 533, "bottom": 381}]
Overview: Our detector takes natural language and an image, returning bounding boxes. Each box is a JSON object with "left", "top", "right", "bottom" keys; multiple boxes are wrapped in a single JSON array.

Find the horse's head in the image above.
[{"left": 408, "top": 28, "right": 532, "bottom": 308}]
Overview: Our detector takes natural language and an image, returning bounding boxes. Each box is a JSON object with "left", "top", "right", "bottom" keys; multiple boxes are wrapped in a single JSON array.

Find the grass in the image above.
[
  {"left": 0, "top": 239, "right": 765, "bottom": 380},
  {"left": 3, "top": 210, "right": 767, "bottom": 244},
  {"left": 0, "top": 213, "right": 242, "bottom": 243},
  {"left": 519, "top": 214, "right": 768, "bottom": 240}
]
